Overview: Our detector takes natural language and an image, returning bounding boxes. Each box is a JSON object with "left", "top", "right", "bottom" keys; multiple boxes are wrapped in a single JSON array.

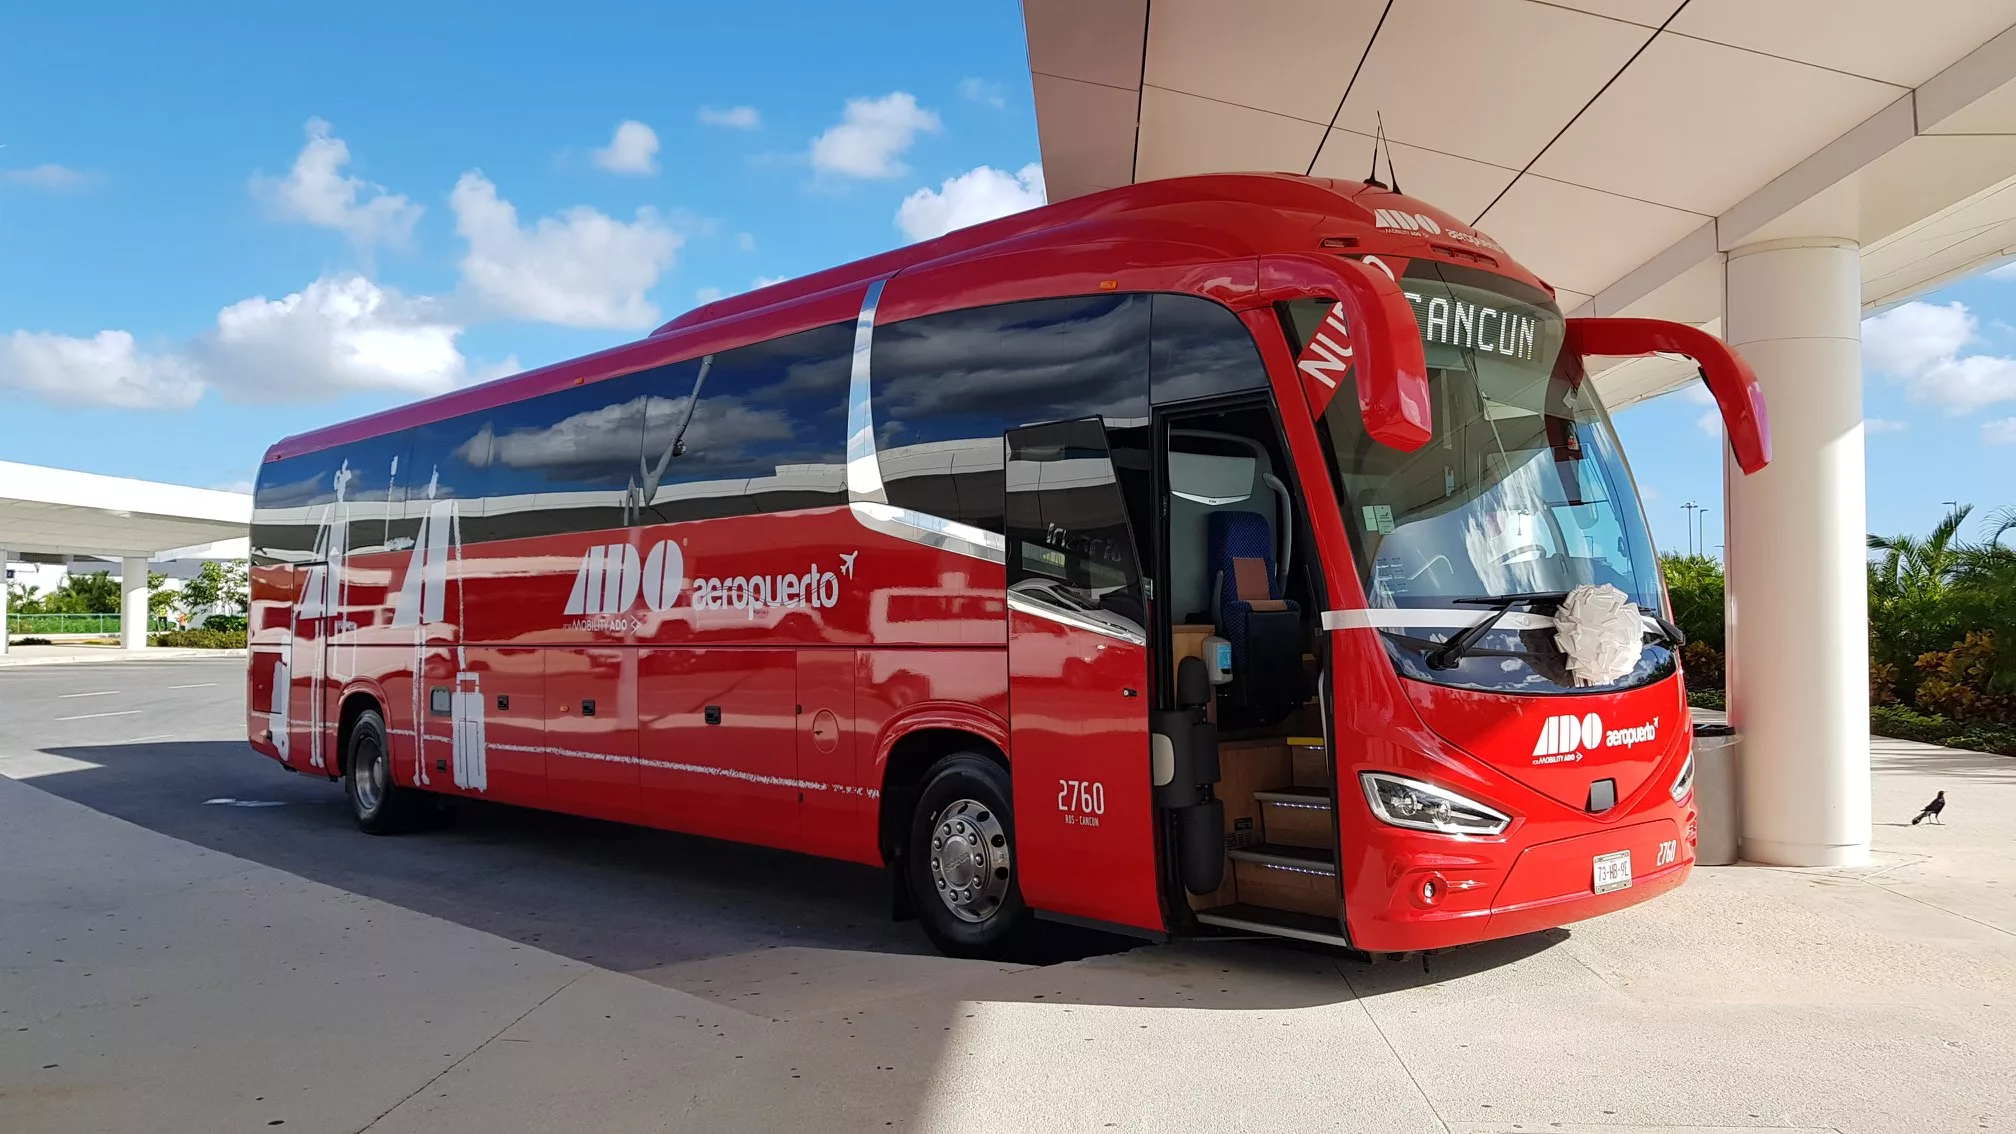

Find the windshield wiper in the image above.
[
  {"left": 1645, "top": 612, "right": 1687, "bottom": 648},
  {"left": 1428, "top": 591, "right": 1571, "bottom": 670}
]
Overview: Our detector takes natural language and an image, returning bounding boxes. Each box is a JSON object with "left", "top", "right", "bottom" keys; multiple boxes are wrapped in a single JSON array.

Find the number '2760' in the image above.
[{"left": 1057, "top": 779, "right": 1105, "bottom": 816}]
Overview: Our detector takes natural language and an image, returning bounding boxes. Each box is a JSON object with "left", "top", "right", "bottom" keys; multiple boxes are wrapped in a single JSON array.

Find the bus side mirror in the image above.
[
  {"left": 1260, "top": 254, "right": 1432, "bottom": 452},
  {"left": 1565, "top": 317, "right": 1770, "bottom": 474}
]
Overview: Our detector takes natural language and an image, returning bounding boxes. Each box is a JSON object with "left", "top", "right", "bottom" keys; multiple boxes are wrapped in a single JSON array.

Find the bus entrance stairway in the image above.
[{"left": 1192, "top": 736, "right": 1353, "bottom": 947}]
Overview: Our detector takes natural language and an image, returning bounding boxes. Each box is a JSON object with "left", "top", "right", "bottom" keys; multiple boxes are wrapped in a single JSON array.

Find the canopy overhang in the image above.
[
  {"left": 0, "top": 461, "right": 251, "bottom": 559},
  {"left": 1025, "top": 0, "right": 2016, "bottom": 404}
]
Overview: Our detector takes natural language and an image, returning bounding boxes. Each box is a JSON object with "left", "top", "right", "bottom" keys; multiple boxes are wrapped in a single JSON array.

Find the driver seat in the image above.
[{"left": 1208, "top": 511, "right": 1304, "bottom": 728}]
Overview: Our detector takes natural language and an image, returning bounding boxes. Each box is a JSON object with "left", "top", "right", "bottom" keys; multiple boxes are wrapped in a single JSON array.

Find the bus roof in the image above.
[{"left": 265, "top": 172, "right": 1546, "bottom": 464}]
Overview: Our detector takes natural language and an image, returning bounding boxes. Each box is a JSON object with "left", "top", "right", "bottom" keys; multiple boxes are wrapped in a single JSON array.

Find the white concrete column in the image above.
[
  {"left": 0, "top": 548, "right": 10, "bottom": 656},
  {"left": 1723, "top": 237, "right": 1870, "bottom": 867},
  {"left": 121, "top": 556, "right": 151, "bottom": 651}
]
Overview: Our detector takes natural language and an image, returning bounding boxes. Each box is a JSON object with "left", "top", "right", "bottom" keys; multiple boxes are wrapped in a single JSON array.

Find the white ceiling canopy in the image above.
[
  {"left": 0, "top": 461, "right": 251, "bottom": 559},
  {"left": 1025, "top": 0, "right": 2016, "bottom": 405}
]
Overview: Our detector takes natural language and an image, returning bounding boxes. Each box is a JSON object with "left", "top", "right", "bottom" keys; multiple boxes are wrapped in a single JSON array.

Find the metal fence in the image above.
[{"left": 7, "top": 614, "right": 176, "bottom": 636}]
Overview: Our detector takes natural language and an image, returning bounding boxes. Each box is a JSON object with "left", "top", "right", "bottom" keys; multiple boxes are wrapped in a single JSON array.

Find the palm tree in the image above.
[
  {"left": 1868, "top": 504, "right": 1976, "bottom": 703},
  {"left": 1868, "top": 503, "right": 1973, "bottom": 596},
  {"left": 1950, "top": 507, "right": 2016, "bottom": 691}
]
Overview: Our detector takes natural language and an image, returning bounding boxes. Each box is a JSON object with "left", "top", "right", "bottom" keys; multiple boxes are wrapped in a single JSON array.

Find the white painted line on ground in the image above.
[
  {"left": 169, "top": 683, "right": 218, "bottom": 689},
  {"left": 125, "top": 734, "right": 175, "bottom": 743},
  {"left": 58, "top": 690, "right": 121, "bottom": 698},
  {"left": 203, "top": 798, "right": 286, "bottom": 808},
  {"left": 0, "top": 753, "right": 104, "bottom": 780},
  {"left": 55, "top": 709, "right": 143, "bottom": 722}
]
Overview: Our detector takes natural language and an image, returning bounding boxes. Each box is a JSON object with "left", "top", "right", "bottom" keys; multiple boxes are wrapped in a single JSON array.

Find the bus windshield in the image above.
[{"left": 1288, "top": 261, "right": 1671, "bottom": 695}]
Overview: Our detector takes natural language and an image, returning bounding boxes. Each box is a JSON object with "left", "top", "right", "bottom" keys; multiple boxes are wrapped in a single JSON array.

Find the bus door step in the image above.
[{"left": 1195, "top": 903, "right": 1350, "bottom": 949}]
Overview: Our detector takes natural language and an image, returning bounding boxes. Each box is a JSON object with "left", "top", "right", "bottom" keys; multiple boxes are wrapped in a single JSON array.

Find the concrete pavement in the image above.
[{"left": 2, "top": 659, "right": 2014, "bottom": 1132}]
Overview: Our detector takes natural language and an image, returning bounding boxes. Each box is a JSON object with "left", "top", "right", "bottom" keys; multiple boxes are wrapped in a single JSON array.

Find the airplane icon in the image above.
[{"left": 839, "top": 551, "right": 859, "bottom": 579}]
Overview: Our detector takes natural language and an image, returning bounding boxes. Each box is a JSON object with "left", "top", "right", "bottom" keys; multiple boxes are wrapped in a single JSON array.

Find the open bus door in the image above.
[{"left": 1001, "top": 418, "right": 1165, "bottom": 934}]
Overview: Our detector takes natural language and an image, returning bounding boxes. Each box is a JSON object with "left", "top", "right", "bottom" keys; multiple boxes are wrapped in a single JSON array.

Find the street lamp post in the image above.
[{"left": 1681, "top": 501, "right": 1700, "bottom": 556}]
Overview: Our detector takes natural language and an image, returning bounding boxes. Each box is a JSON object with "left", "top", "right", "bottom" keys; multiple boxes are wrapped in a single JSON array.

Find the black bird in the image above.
[{"left": 1911, "top": 791, "right": 1946, "bottom": 825}]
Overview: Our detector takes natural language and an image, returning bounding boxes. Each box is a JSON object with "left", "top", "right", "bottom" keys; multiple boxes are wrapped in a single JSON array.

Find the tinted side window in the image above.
[
  {"left": 1004, "top": 418, "right": 1145, "bottom": 637},
  {"left": 398, "top": 415, "right": 492, "bottom": 547},
  {"left": 1150, "top": 294, "right": 1269, "bottom": 404},
  {"left": 871, "top": 294, "right": 1150, "bottom": 535},
  {"left": 479, "top": 374, "right": 648, "bottom": 542},
  {"left": 252, "top": 452, "right": 339, "bottom": 565},
  {"left": 638, "top": 322, "right": 851, "bottom": 524},
  {"left": 338, "top": 431, "right": 414, "bottom": 556}
]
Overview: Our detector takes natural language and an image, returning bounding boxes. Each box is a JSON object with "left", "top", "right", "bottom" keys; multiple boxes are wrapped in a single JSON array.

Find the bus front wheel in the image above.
[{"left": 906, "top": 753, "right": 1032, "bottom": 959}]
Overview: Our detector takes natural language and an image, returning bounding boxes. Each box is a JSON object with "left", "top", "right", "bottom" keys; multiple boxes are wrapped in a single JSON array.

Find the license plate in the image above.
[{"left": 1593, "top": 850, "right": 1633, "bottom": 894}]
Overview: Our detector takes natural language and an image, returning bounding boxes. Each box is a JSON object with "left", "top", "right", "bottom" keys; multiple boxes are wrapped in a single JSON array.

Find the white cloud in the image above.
[
  {"left": 449, "top": 171, "right": 682, "bottom": 329},
  {"left": 1984, "top": 418, "right": 2016, "bottom": 444},
  {"left": 1863, "top": 300, "right": 2016, "bottom": 412},
  {"left": 473, "top": 355, "right": 521, "bottom": 383},
  {"left": 1695, "top": 409, "right": 1722, "bottom": 437},
  {"left": 895, "top": 163, "right": 1046, "bottom": 241},
  {"left": 0, "top": 329, "right": 204, "bottom": 409},
  {"left": 0, "top": 163, "right": 95, "bottom": 190},
  {"left": 1680, "top": 383, "right": 1715, "bottom": 406},
  {"left": 591, "top": 120, "right": 660, "bottom": 176},
  {"left": 1864, "top": 301, "right": 1972, "bottom": 377},
  {"left": 1990, "top": 261, "right": 2016, "bottom": 280},
  {"left": 195, "top": 274, "right": 468, "bottom": 401},
  {"left": 809, "top": 92, "right": 941, "bottom": 179},
  {"left": 736, "top": 231, "right": 756, "bottom": 252},
  {"left": 698, "top": 105, "right": 761, "bottom": 130},
  {"left": 958, "top": 78, "right": 1006, "bottom": 109},
  {"left": 695, "top": 286, "right": 724, "bottom": 303},
  {"left": 1866, "top": 417, "right": 1908, "bottom": 434},
  {"left": 0, "top": 274, "right": 470, "bottom": 410},
  {"left": 252, "top": 118, "right": 422, "bottom": 249},
  {"left": 751, "top": 275, "right": 787, "bottom": 289}
]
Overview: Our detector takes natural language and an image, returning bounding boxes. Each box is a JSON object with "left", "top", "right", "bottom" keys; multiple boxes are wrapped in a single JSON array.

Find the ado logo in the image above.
[
  {"left": 1373, "top": 208, "right": 1442, "bottom": 235},
  {"left": 564, "top": 540, "right": 686, "bottom": 623},
  {"left": 1532, "top": 713, "right": 1661, "bottom": 765},
  {"left": 562, "top": 539, "right": 859, "bottom": 626}
]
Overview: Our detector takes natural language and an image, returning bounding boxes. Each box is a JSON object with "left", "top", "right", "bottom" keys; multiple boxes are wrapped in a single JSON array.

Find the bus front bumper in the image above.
[{"left": 1349, "top": 816, "right": 1693, "bottom": 954}]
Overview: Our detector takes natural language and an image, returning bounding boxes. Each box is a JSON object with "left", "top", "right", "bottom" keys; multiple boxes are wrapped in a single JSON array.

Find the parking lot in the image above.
[{"left": 5, "top": 657, "right": 2016, "bottom": 1133}]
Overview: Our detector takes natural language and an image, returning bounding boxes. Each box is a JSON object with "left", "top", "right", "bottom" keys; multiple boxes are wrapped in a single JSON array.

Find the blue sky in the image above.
[{"left": 2, "top": 0, "right": 2011, "bottom": 552}]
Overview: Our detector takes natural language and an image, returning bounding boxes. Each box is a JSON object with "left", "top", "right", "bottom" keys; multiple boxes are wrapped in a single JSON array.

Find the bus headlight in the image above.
[
  {"left": 1359, "top": 772, "right": 1511, "bottom": 836},
  {"left": 1670, "top": 750, "right": 1695, "bottom": 804}
]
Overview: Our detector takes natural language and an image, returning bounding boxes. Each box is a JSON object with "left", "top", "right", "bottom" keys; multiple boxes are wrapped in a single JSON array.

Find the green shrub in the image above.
[
  {"left": 11, "top": 636, "right": 53, "bottom": 646},
  {"left": 150, "top": 628, "right": 247, "bottom": 649},
  {"left": 1686, "top": 690, "right": 1726, "bottom": 711},
  {"left": 201, "top": 614, "right": 248, "bottom": 632},
  {"left": 1680, "top": 641, "right": 1724, "bottom": 691}
]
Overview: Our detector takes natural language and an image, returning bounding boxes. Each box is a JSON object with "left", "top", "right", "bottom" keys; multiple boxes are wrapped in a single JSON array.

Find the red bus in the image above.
[{"left": 248, "top": 172, "right": 1768, "bottom": 958}]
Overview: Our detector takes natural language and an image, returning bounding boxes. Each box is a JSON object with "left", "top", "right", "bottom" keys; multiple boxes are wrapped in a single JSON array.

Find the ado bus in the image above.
[{"left": 248, "top": 172, "right": 1768, "bottom": 958}]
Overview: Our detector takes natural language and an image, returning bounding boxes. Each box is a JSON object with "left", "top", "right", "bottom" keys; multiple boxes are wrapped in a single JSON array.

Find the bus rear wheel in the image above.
[
  {"left": 344, "top": 708, "right": 428, "bottom": 835},
  {"left": 906, "top": 753, "right": 1032, "bottom": 959}
]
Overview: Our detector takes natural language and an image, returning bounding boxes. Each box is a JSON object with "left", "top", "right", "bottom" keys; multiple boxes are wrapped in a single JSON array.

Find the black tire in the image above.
[
  {"left": 344, "top": 709, "right": 428, "bottom": 835},
  {"left": 905, "top": 753, "right": 1032, "bottom": 959}
]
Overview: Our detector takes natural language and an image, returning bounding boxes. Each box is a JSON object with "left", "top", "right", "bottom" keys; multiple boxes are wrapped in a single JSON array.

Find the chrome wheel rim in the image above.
[
  {"left": 929, "top": 798, "right": 1010, "bottom": 923},
  {"left": 353, "top": 736, "right": 386, "bottom": 815}
]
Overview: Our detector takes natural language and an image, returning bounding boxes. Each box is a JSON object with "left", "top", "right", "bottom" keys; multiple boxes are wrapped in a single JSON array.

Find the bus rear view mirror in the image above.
[
  {"left": 1565, "top": 317, "right": 1770, "bottom": 474},
  {"left": 1262, "top": 254, "right": 1433, "bottom": 452}
]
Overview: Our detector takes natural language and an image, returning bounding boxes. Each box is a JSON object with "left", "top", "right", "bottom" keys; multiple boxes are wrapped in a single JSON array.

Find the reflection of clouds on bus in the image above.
[
  {"left": 871, "top": 295, "right": 1145, "bottom": 425},
  {"left": 458, "top": 393, "right": 801, "bottom": 475},
  {"left": 640, "top": 395, "right": 796, "bottom": 464}
]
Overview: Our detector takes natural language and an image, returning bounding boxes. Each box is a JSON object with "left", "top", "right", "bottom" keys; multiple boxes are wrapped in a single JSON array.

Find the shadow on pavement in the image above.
[
  {"left": 1871, "top": 739, "right": 2016, "bottom": 786},
  {"left": 30, "top": 738, "right": 1568, "bottom": 1014}
]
